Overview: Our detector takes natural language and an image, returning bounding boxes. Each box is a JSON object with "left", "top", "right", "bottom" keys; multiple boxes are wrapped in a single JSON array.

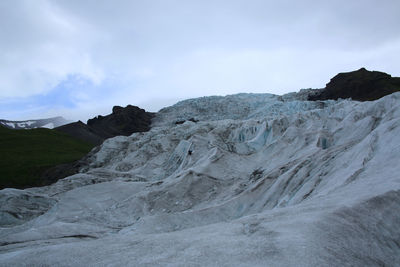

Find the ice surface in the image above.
[
  {"left": 152, "top": 93, "right": 337, "bottom": 127},
  {"left": 1, "top": 93, "right": 400, "bottom": 266}
]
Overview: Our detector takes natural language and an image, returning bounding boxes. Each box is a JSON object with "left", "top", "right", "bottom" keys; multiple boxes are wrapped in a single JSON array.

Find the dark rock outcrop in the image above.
[
  {"left": 56, "top": 105, "right": 154, "bottom": 146},
  {"left": 309, "top": 68, "right": 400, "bottom": 101},
  {"left": 87, "top": 105, "right": 154, "bottom": 140},
  {"left": 175, "top": 118, "right": 199, "bottom": 125},
  {"left": 46, "top": 105, "right": 154, "bottom": 184},
  {"left": 55, "top": 121, "right": 104, "bottom": 145}
]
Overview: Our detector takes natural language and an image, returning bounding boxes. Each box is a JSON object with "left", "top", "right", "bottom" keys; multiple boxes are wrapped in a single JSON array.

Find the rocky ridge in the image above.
[
  {"left": 56, "top": 105, "right": 155, "bottom": 145},
  {"left": 309, "top": 67, "right": 400, "bottom": 101}
]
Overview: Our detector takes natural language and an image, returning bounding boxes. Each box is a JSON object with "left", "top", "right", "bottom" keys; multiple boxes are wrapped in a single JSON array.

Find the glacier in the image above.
[{"left": 1, "top": 92, "right": 400, "bottom": 266}]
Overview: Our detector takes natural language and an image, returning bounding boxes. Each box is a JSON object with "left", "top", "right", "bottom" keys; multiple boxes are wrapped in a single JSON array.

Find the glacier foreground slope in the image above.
[{"left": 1, "top": 93, "right": 400, "bottom": 266}]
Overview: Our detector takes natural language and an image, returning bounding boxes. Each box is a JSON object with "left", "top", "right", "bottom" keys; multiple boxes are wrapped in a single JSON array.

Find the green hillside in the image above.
[{"left": 0, "top": 125, "right": 94, "bottom": 189}]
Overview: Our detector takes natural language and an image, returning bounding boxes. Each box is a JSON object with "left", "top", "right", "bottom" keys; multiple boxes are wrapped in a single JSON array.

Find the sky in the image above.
[{"left": 1, "top": 0, "right": 400, "bottom": 121}]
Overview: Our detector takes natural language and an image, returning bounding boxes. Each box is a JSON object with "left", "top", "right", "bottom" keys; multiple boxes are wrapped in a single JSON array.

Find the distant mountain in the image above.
[
  {"left": 309, "top": 68, "right": 400, "bottom": 101},
  {"left": 56, "top": 105, "right": 154, "bottom": 145},
  {"left": 0, "top": 116, "right": 70, "bottom": 129}
]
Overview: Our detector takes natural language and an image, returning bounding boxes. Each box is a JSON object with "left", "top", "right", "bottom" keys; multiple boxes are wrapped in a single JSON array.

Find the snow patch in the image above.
[{"left": 41, "top": 123, "right": 54, "bottom": 129}]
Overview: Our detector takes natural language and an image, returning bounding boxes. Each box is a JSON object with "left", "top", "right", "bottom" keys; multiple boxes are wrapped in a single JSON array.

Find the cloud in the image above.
[
  {"left": 0, "top": 0, "right": 399, "bottom": 120},
  {"left": 0, "top": 0, "right": 104, "bottom": 98}
]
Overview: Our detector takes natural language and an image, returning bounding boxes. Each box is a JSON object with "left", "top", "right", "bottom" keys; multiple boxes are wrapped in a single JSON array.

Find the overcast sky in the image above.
[{"left": 1, "top": 0, "right": 399, "bottom": 121}]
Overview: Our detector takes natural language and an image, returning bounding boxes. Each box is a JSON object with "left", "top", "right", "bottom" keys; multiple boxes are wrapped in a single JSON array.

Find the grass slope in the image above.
[{"left": 0, "top": 125, "right": 94, "bottom": 189}]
